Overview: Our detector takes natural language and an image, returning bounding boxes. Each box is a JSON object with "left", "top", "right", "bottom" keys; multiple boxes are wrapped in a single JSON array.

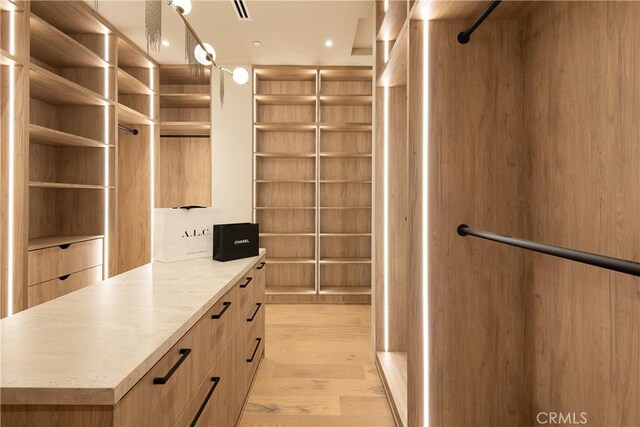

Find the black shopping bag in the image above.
[{"left": 213, "top": 223, "right": 259, "bottom": 261}]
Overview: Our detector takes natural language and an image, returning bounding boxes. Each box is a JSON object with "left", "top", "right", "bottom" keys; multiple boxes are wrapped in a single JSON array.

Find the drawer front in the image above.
[
  {"left": 238, "top": 315, "right": 264, "bottom": 409},
  {"left": 28, "top": 238, "right": 103, "bottom": 286},
  {"left": 28, "top": 265, "right": 102, "bottom": 308},
  {"left": 115, "top": 320, "right": 205, "bottom": 427},
  {"left": 237, "top": 273, "right": 255, "bottom": 319},
  {"left": 201, "top": 284, "right": 240, "bottom": 376},
  {"left": 174, "top": 336, "right": 238, "bottom": 427},
  {"left": 253, "top": 257, "right": 266, "bottom": 304}
]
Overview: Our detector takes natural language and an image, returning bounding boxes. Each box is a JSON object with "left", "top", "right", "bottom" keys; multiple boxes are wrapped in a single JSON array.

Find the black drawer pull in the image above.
[
  {"left": 256, "top": 262, "right": 266, "bottom": 270},
  {"left": 247, "top": 303, "right": 262, "bottom": 322},
  {"left": 153, "top": 348, "right": 191, "bottom": 385},
  {"left": 190, "top": 376, "right": 220, "bottom": 427},
  {"left": 240, "top": 276, "right": 253, "bottom": 288},
  {"left": 58, "top": 244, "right": 71, "bottom": 250},
  {"left": 211, "top": 301, "right": 231, "bottom": 319},
  {"left": 246, "top": 338, "right": 262, "bottom": 363},
  {"left": 58, "top": 274, "right": 71, "bottom": 281}
]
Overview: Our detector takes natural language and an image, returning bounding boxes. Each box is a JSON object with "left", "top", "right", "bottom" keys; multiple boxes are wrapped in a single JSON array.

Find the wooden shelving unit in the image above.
[
  {"left": 253, "top": 66, "right": 372, "bottom": 303},
  {"left": 157, "top": 65, "right": 212, "bottom": 207}
]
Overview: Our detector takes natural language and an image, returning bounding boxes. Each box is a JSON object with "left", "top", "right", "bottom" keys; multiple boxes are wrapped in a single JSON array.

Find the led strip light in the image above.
[
  {"left": 7, "top": 8, "right": 16, "bottom": 315},
  {"left": 103, "top": 33, "right": 110, "bottom": 279},
  {"left": 383, "top": 84, "right": 390, "bottom": 352}
]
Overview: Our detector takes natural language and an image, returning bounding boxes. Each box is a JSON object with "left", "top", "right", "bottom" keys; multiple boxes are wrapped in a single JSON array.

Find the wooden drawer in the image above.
[
  {"left": 252, "top": 257, "right": 266, "bottom": 305},
  {"left": 28, "top": 265, "right": 102, "bottom": 308},
  {"left": 174, "top": 336, "right": 238, "bottom": 427},
  {"left": 238, "top": 315, "right": 264, "bottom": 409},
  {"left": 114, "top": 320, "right": 206, "bottom": 427},
  {"left": 28, "top": 238, "right": 103, "bottom": 286},
  {"left": 201, "top": 284, "right": 241, "bottom": 375},
  {"left": 237, "top": 273, "right": 255, "bottom": 319}
]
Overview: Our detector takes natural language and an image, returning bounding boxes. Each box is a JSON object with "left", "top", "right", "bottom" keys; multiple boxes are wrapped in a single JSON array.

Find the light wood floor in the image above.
[{"left": 239, "top": 304, "right": 396, "bottom": 427}]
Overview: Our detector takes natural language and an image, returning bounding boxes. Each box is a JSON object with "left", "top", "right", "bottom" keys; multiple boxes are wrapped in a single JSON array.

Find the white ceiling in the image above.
[{"left": 93, "top": 0, "right": 374, "bottom": 66}]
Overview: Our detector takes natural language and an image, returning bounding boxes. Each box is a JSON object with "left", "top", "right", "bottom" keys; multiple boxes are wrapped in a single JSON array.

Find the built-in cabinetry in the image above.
[
  {"left": 375, "top": 1, "right": 640, "bottom": 426},
  {"left": 1, "top": 253, "right": 266, "bottom": 427},
  {"left": 157, "top": 65, "right": 212, "bottom": 208},
  {"left": 253, "top": 66, "right": 372, "bottom": 303},
  {"left": 1, "top": 0, "right": 158, "bottom": 314}
]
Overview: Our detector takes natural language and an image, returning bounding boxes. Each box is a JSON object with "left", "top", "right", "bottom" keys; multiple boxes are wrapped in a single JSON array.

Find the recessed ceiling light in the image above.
[
  {"left": 161, "top": 40, "right": 170, "bottom": 47},
  {"left": 253, "top": 41, "right": 262, "bottom": 47},
  {"left": 325, "top": 40, "right": 333, "bottom": 47}
]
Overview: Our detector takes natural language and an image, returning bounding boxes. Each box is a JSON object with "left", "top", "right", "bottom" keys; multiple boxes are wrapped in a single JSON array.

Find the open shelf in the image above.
[
  {"left": 266, "top": 258, "right": 316, "bottom": 264},
  {"left": 255, "top": 95, "right": 316, "bottom": 105},
  {"left": 255, "top": 152, "right": 316, "bottom": 158},
  {"left": 254, "top": 67, "right": 317, "bottom": 81},
  {"left": 319, "top": 95, "right": 373, "bottom": 105},
  {"left": 266, "top": 286, "right": 316, "bottom": 295},
  {"left": 29, "top": 182, "right": 112, "bottom": 190},
  {"left": 160, "top": 122, "right": 210, "bottom": 135},
  {"left": 30, "top": 14, "right": 108, "bottom": 68},
  {"left": 254, "top": 122, "right": 316, "bottom": 132},
  {"left": 378, "top": 22, "right": 408, "bottom": 87},
  {"left": 118, "top": 104, "right": 154, "bottom": 126},
  {"left": 320, "top": 123, "right": 372, "bottom": 132},
  {"left": 320, "top": 233, "right": 372, "bottom": 237},
  {"left": 255, "top": 179, "right": 316, "bottom": 184},
  {"left": 30, "top": 63, "right": 110, "bottom": 106},
  {"left": 28, "top": 234, "right": 104, "bottom": 251},
  {"left": 159, "top": 64, "right": 211, "bottom": 84},
  {"left": 320, "top": 180, "right": 372, "bottom": 184},
  {"left": 319, "top": 258, "right": 372, "bottom": 264},
  {"left": 376, "top": 0, "right": 407, "bottom": 41},
  {"left": 320, "top": 68, "right": 372, "bottom": 82},
  {"left": 160, "top": 93, "right": 210, "bottom": 108},
  {"left": 320, "top": 286, "right": 371, "bottom": 295},
  {"left": 117, "top": 69, "right": 153, "bottom": 95},
  {"left": 254, "top": 206, "right": 315, "bottom": 210},
  {"left": 29, "top": 124, "right": 111, "bottom": 148},
  {"left": 320, "top": 152, "right": 372, "bottom": 158},
  {"left": 260, "top": 233, "right": 315, "bottom": 237},
  {"left": 118, "top": 38, "right": 154, "bottom": 68}
]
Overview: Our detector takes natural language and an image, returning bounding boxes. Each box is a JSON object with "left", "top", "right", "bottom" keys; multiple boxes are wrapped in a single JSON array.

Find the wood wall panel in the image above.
[
  {"left": 115, "top": 126, "right": 151, "bottom": 275},
  {"left": 428, "top": 20, "right": 529, "bottom": 426},
  {"left": 155, "top": 137, "right": 211, "bottom": 208},
  {"left": 524, "top": 2, "right": 640, "bottom": 425}
]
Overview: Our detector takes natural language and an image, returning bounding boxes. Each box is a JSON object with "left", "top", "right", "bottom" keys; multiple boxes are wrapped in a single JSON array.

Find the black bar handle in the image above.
[
  {"left": 58, "top": 274, "right": 71, "bottom": 281},
  {"left": 247, "top": 303, "right": 262, "bottom": 322},
  {"left": 153, "top": 348, "right": 192, "bottom": 384},
  {"left": 457, "top": 224, "right": 640, "bottom": 277},
  {"left": 457, "top": 0, "right": 501, "bottom": 44},
  {"left": 246, "top": 338, "right": 262, "bottom": 362},
  {"left": 189, "top": 377, "right": 221, "bottom": 427},
  {"left": 174, "top": 205, "right": 206, "bottom": 210},
  {"left": 211, "top": 301, "right": 231, "bottom": 319},
  {"left": 240, "top": 276, "right": 253, "bottom": 288},
  {"left": 256, "top": 262, "right": 266, "bottom": 270}
]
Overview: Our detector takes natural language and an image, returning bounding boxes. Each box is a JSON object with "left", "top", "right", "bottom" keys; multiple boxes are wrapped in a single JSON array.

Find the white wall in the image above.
[{"left": 211, "top": 66, "right": 253, "bottom": 223}]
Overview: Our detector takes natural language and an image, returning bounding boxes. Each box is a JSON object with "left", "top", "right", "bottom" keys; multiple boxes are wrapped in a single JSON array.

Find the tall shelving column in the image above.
[
  {"left": 318, "top": 67, "right": 373, "bottom": 298},
  {"left": 253, "top": 67, "right": 318, "bottom": 300},
  {"left": 1, "top": 0, "right": 29, "bottom": 316},
  {"left": 157, "top": 65, "right": 212, "bottom": 208},
  {"left": 26, "top": 1, "right": 115, "bottom": 306}
]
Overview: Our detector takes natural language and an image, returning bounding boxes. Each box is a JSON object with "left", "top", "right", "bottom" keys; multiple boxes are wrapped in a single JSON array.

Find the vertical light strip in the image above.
[
  {"left": 103, "top": 34, "right": 110, "bottom": 279},
  {"left": 6, "top": 9, "right": 16, "bottom": 315},
  {"left": 383, "top": 84, "right": 390, "bottom": 352},
  {"left": 384, "top": 39, "right": 389, "bottom": 64},
  {"left": 149, "top": 66, "right": 155, "bottom": 262},
  {"left": 384, "top": 0, "right": 389, "bottom": 13},
  {"left": 422, "top": 20, "right": 430, "bottom": 426}
]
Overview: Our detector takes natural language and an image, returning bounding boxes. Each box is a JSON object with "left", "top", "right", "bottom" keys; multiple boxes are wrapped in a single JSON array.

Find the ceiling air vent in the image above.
[{"left": 232, "top": 0, "right": 251, "bottom": 20}]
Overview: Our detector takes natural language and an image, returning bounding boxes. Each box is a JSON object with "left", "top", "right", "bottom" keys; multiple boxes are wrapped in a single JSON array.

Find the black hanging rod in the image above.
[
  {"left": 118, "top": 124, "right": 139, "bottom": 135},
  {"left": 160, "top": 134, "right": 210, "bottom": 138},
  {"left": 457, "top": 0, "right": 501, "bottom": 44},
  {"left": 457, "top": 224, "right": 640, "bottom": 277}
]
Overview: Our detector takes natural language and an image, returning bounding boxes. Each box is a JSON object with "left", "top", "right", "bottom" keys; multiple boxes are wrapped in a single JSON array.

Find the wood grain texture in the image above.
[
  {"left": 239, "top": 305, "right": 393, "bottom": 427},
  {"left": 524, "top": 2, "right": 640, "bottom": 425},
  {"left": 376, "top": 351, "right": 407, "bottom": 427},
  {"left": 429, "top": 19, "right": 528, "bottom": 426},
  {"left": 27, "top": 265, "right": 102, "bottom": 308}
]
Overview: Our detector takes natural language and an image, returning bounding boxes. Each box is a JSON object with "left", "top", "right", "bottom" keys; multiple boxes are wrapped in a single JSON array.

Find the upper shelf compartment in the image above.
[
  {"left": 118, "top": 38, "right": 154, "bottom": 68},
  {"left": 31, "top": 1, "right": 110, "bottom": 34},
  {"left": 118, "top": 68, "right": 153, "bottom": 95},
  {"left": 376, "top": 0, "right": 407, "bottom": 41},
  {"left": 30, "top": 14, "right": 108, "bottom": 68},
  {"left": 159, "top": 65, "right": 211, "bottom": 85},
  {"left": 30, "top": 63, "right": 111, "bottom": 106}
]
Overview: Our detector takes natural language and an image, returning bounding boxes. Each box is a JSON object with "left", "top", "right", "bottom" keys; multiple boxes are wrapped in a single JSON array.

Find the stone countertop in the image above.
[{"left": 0, "top": 250, "right": 266, "bottom": 406}]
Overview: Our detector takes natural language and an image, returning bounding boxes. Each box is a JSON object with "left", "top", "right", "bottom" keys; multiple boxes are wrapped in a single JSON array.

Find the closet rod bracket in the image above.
[{"left": 457, "top": 0, "right": 502, "bottom": 44}]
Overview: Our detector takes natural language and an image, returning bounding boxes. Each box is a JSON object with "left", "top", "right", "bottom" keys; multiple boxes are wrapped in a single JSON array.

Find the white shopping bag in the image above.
[{"left": 154, "top": 207, "right": 223, "bottom": 263}]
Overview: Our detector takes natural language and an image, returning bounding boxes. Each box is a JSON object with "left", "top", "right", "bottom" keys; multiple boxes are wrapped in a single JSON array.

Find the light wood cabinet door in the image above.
[{"left": 114, "top": 320, "right": 205, "bottom": 427}]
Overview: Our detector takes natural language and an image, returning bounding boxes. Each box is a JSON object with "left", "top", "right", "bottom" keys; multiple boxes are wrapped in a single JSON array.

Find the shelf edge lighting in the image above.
[
  {"left": 103, "top": 33, "right": 110, "bottom": 279},
  {"left": 383, "top": 84, "right": 390, "bottom": 352},
  {"left": 7, "top": 8, "right": 16, "bottom": 315},
  {"left": 423, "top": 20, "right": 430, "bottom": 426}
]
